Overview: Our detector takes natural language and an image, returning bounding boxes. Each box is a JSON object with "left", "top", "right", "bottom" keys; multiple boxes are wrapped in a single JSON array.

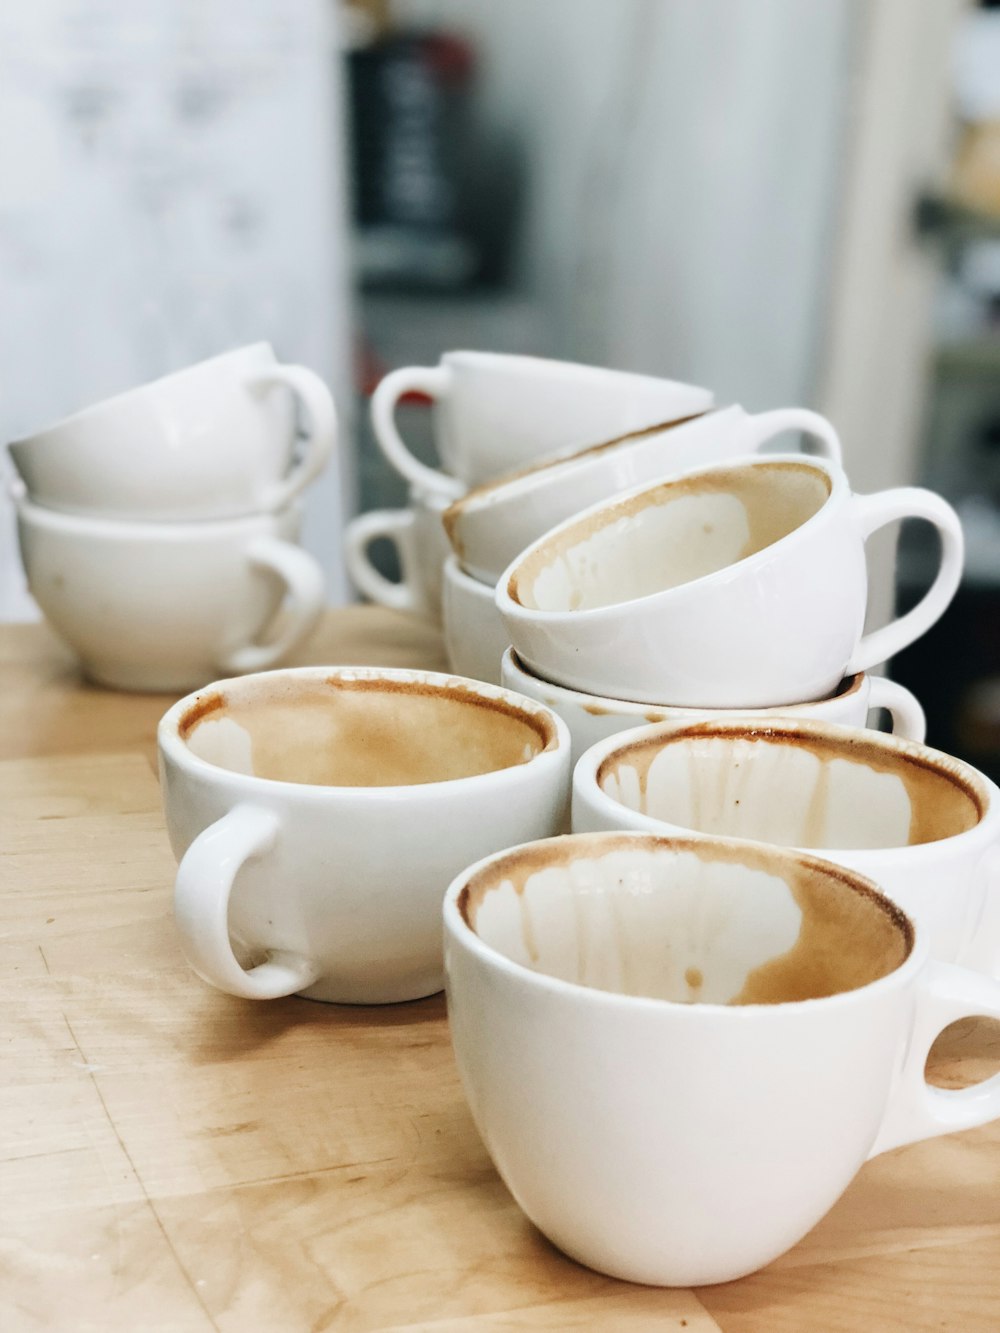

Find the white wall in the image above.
[{"left": 396, "top": 0, "right": 855, "bottom": 408}]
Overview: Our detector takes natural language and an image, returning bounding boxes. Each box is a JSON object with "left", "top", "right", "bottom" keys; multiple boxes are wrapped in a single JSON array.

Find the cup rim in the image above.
[
  {"left": 15, "top": 493, "right": 300, "bottom": 539},
  {"left": 8, "top": 342, "right": 274, "bottom": 448},
  {"left": 444, "top": 552, "right": 496, "bottom": 595},
  {"left": 444, "top": 829, "right": 925, "bottom": 1013},
  {"left": 574, "top": 717, "right": 995, "bottom": 860},
  {"left": 496, "top": 453, "right": 845, "bottom": 623},
  {"left": 443, "top": 407, "right": 722, "bottom": 521},
  {"left": 501, "top": 647, "right": 866, "bottom": 715},
  {"left": 158, "top": 664, "right": 569, "bottom": 797}
]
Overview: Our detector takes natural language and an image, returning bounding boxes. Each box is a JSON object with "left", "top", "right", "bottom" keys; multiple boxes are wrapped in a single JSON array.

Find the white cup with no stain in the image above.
[
  {"left": 442, "top": 555, "right": 510, "bottom": 686},
  {"left": 372, "top": 351, "right": 714, "bottom": 498},
  {"left": 17, "top": 498, "right": 324, "bottom": 693},
  {"left": 344, "top": 485, "right": 451, "bottom": 623},
  {"left": 500, "top": 647, "right": 926, "bottom": 766},
  {"left": 7, "top": 343, "right": 337, "bottom": 520},
  {"left": 497, "top": 454, "right": 964, "bottom": 708},
  {"left": 573, "top": 717, "right": 1000, "bottom": 970},
  {"left": 444, "top": 830, "right": 1000, "bottom": 1286},
  {"left": 159, "top": 666, "right": 570, "bottom": 1003},
  {"left": 444, "top": 403, "right": 841, "bottom": 584}
]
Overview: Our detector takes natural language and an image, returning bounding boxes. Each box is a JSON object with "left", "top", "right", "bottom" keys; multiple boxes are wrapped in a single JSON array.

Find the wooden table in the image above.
[{"left": 3, "top": 608, "right": 1000, "bottom": 1332}]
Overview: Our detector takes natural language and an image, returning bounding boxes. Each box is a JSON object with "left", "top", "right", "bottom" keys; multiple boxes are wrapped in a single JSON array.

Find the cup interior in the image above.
[
  {"left": 458, "top": 834, "right": 912, "bottom": 1004},
  {"left": 509, "top": 460, "right": 831, "bottom": 612},
  {"left": 177, "top": 672, "right": 556, "bottom": 787},
  {"left": 596, "top": 724, "right": 985, "bottom": 850}
]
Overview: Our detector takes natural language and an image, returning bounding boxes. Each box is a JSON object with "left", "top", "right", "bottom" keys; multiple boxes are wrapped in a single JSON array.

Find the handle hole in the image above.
[{"left": 926, "top": 1016, "right": 1000, "bottom": 1089}]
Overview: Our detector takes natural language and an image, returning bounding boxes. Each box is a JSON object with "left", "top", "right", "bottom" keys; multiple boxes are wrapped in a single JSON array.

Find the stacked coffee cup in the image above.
[
  {"left": 7, "top": 343, "right": 336, "bottom": 693},
  {"left": 351, "top": 351, "right": 716, "bottom": 658}
]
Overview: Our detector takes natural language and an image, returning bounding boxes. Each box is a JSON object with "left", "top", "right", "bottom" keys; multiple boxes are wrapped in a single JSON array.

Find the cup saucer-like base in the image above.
[{"left": 297, "top": 970, "right": 445, "bottom": 1006}]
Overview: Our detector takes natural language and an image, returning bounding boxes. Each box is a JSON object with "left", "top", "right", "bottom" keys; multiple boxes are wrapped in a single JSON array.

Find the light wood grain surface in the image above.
[{"left": 2, "top": 609, "right": 999, "bottom": 1331}]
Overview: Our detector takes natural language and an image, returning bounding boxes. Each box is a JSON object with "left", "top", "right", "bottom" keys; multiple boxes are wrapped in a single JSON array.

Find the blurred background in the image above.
[{"left": 1, "top": 0, "right": 999, "bottom": 776}]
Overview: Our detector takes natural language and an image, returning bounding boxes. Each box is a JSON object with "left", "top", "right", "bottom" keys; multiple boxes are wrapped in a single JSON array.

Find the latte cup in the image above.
[
  {"left": 7, "top": 343, "right": 337, "bottom": 520},
  {"left": 573, "top": 718, "right": 1000, "bottom": 971},
  {"left": 497, "top": 454, "right": 964, "bottom": 708},
  {"left": 344, "top": 485, "right": 451, "bottom": 622},
  {"left": 444, "top": 404, "right": 842, "bottom": 584},
  {"left": 501, "top": 648, "right": 926, "bottom": 765},
  {"left": 442, "top": 555, "right": 510, "bottom": 686},
  {"left": 17, "top": 499, "right": 324, "bottom": 692},
  {"left": 444, "top": 831, "right": 1000, "bottom": 1286},
  {"left": 159, "top": 667, "right": 570, "bottom": 1003},
  {"left": 372, "top": 351, "right": 714, "bottom": 498}
]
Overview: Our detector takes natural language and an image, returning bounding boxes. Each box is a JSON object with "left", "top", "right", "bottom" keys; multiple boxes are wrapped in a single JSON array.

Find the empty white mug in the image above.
[
  {"left": 498, "top": 455, "right": 964, "bottom": 708},
  {"left": 344, "top": 486, "right": 451, "bottom": 623},
  {"left": 18, "top": 499, "right": 324, "bottom": 692},
  {"left": 445, "top": 404, "right": 841, "bottom": 584},
  {"left": 500, "top": 648, "right": 926, "bottom": 765},
  {"left": 573, "top": 718, "right": 1000, "bottom": 970},
  {"left": 7, "top": 343, "right": 337, "bottom": 520},
  {"left": 372, "top": 351, "right": 714, "bottom": 498},
  {"left": 445, "top": 830, "right": 1000, "bottom": 1286},
  {"left": 159, "top": 666, "right": 571, "bottom": 1003}
]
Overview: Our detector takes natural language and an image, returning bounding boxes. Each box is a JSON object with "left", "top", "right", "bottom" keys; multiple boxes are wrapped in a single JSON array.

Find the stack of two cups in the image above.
[
  {"left": 347, "top": 351, "right": 715, "bottom": 642},
  {"left": 8, "top": 344, "right": 336, "bottom": 692}
]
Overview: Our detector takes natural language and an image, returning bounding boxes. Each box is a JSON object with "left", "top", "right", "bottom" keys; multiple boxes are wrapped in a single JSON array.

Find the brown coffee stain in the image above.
[
  {"left": 182, "top": 675, "right": 555, "bottom": 787},
  {"left": 597, "top": 722, "right": 984, "bottom": 849},
  {"left": 178, "top": 691, "right": 226, "bottom": 738},
  {"left": 582, "top": 703, "right": 612, "bottom": 716},
  {"left": 458, "top": 833, "right": 912, "bottom": 1004},
  {"left": 509, "top": 459, "right": 832, "bottom": 609}
]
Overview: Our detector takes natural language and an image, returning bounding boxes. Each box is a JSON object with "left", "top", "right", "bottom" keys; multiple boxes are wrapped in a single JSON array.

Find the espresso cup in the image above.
[
  {"left": 573, "top": 718, "right": 1000, "bottom": 970},
  {"left": 442, "top": 555, "right": 510, "bottom": 686},
  {"left": 497, "top": 455, "right": 964, "bottom": 708},
  {"left": 372, "top": 351, "right": 714, "bottom": 499},
  {"left": 444, "top": 830, "right": 1000, "bottom": 1286},
  {"left": 501, "top": 648, "right": 926, "bottom": 766},
  {"left": 344, "top": 485, "right": 451, "bottom": 623},
  {"left": 7, "top": 343, "right": 337, "bottom": 520},
  {"left": 159, "top": 667, "right": 570, "bottom": 1003},
  {"left": 18, "top": 498, "right": 324, "bottom": 692},
  {"left": 444, "top": 404, "right": 842, "bottom": 584}
]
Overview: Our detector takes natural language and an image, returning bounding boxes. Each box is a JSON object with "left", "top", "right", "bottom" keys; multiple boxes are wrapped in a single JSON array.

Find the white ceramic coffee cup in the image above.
[
  {"left": 18, "top": 498, "right": 324, "bottom": 693},
  {"left": 500, "top": 648, "right": 926, "bottom": 766},
  {"left": 372, "top": 351, "right": 714, "bottom": 499},
  {"left": 497, "top": 454, "right": 964, "bottom": 708},
  {"left": 444, "top": 404, "right": 842, "bottom": 584},
  {"left": 573, "top": 718, "right": 1000, "bottom": 970},
  {"left": 444, "top": 830, "right": 1000, "bottom": 1286},
  {"left": 159, "top": 666, "right": 570, "bottom": 1003},
  {"left": 344, "top": 485, "right": 451, "bottom": 623},
  {"left": 442, "top": 555, "right": 509, "bottom": 686},
  {"left": 7, "top": 343, "right": 337, "bottom": 520}
]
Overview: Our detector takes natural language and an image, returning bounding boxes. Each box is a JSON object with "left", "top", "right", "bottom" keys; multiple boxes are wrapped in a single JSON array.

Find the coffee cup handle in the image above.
[
  {"left": 174, "top": 805, "right": 320, "bottom": 999},
  {"left": 219, "top": 538, "right": 325, "bottom": 674},
  {"left": 845, "top": 488, "right": 964, "bottom": 677},
  {"left": 739, "top": 408, "right": 842, "bottom": 463},
  {"left": 865, "top": 676, "right": 927, "bottom": 742},
  {"left": 344, "top": 509, "right": 421, "bottom": 613},
  {"left": 371, "top": 366, "right": 465, "bottom": 498},
  {"left": 868, "top": 961, "right": 1000, "bottom": 1156},
  {"left": 245, "top": 364, "right": 338, "bottom": 511}
]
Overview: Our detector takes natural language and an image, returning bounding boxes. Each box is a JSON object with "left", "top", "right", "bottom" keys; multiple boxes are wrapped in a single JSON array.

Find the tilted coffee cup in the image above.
[
  {"left": 573, "top": 718, "right": 1000, "bottom": 970},
  {"left": 444, "top": 831, "right": 1000, "bottom": 1286},
  {"left": 501, "top": 647, "right": 926, "bottom": 766},
  {"left": 497, "top": 454, "right": 964, "bottom": 708},
  {"left": 372, "top": 351, "right": 713, "bottom": 499},
  {"left": 444, "top": 404, "right": 841, "bottom": 584},
  {"left": 159, "top": 667, "right": 570, "bottom": 1003},
  {"left": 7, "top": 343, "right": 336, "bottom": 520}
]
